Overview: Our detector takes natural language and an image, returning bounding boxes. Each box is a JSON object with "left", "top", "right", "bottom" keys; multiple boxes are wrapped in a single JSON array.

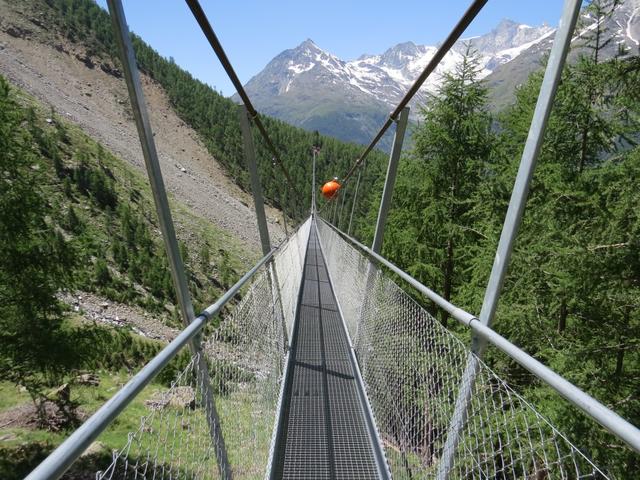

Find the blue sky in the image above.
[{"left": 96, "top": 1, "right": 566, "bottom": 96}]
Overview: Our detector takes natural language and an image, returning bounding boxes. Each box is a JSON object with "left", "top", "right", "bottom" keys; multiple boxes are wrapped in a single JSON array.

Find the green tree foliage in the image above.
[
  {"left": 0, "top": 76, "right": 78, "bottom": 408},
  {"left": 73, "top": 148, "right": 118, "bottom": 209},
  {"left": 361, "top": 27, "right": 639, "bottom": 478},
  {"left": 0, "top": 73, "right": 244, "bottom": 445},
  {"left": 64, "top": 206, "right": 83, "bottom": 233},
  {"left": 94, "top": 258, "right": 111, "bottom": 286},
  {"left": 6, "top": 0, "right": 639, "bottom": 476},
  {"left": 475, "top": 53, "right": 640, "bottom": 475},
  {"left": 200, "top": 242, "right": 211, "bottom": 271},
  {"left": 373, "top": 49, "right": 493, "bottom": 326}
]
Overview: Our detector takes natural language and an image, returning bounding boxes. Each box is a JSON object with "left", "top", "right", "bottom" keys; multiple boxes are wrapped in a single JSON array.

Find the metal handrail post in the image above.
[
  {"left": 238, "top": 104, "right": 272, "bottom": 257},
  {"left": 436, "top": 1, "right": 582, "bottom": 478},
  {"left": 279, "top": 187, "right": 290, "bottom": 238},
  {"left": 238, "top": 105, "right": 288, "bottom": 349},
  {"left": 347, "top": 167, "right": 363, "bottom": 235},
  {"left": 355, "top": 106, "right": 410, "bottom": 357},
  {"left": 338, "top": 181, "right": 348, "bottom": 229},
  {"left": 371, "top": 106, "right": 409, "bottom": 254},
  {"left": 312, "top": 146, "right": 319, "bottom": 214},
  {"left": 331, "top": 194, "right": 339, "bottom": 225},
  {"left": 106, "top": 1, "right": 231, "bottom": 478}
]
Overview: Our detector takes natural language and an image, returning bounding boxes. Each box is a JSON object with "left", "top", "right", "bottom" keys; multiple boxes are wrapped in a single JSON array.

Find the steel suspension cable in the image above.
[
  {"left": 341, "top": 0, "right": 489, "bottom": 183},
  {"left": 185, "top": 0, "right": 302, "bottom": 202}
]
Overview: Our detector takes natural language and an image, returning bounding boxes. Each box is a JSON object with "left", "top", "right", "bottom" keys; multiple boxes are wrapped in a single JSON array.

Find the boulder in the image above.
[
  {"left": 80, "top": 441, "right": 107, "bottom": 458},
  {"left": 75, "top": 373, "right": 100, "bottom": 386},
  {"left": 48, "top": 383, "right": 70, "bottom": 403},
  {"left": 145, "top": 386, "right": 196, "bottom": 411}
]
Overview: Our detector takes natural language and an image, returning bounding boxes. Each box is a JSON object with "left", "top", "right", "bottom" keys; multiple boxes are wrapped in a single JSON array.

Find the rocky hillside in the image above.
[{"left": 0, "top": 0, "right": 287, "bottom": 252}]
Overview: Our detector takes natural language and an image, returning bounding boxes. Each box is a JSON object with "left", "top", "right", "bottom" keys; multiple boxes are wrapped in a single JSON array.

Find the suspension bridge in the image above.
[{"left": 26, "top": 0, "right": 640, "bottom": 479}]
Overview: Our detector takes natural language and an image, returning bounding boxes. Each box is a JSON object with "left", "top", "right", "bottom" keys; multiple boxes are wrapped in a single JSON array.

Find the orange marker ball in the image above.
[{"left": 321, "top": 180, "right": 341, "bottom": 199}]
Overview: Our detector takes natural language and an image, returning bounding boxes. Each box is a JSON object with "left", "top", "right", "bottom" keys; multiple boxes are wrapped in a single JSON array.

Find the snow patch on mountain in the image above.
[
  {"left": 238, "top": 2, "right": 640, "bottom": 149},
  {"left": 251, "top": 20, "right": 558, "bottom": 121},
  {"left": 284, "top": 21, "right": 555, "bottom": 113},
  {"left": 493, "top": 28, "right": 556, "bottom": 63},
  {"left": 626, "top": 7, "right": 640, "bottom": 46}
]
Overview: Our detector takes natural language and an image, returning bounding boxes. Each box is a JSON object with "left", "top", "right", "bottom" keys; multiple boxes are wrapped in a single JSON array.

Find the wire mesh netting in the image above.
[
  {"left": 96, "top": 219, "right": 311, "bottom": 480},
  {"left": 315, "top": 218, "right": 609, "bottom": 480},
  {"left": 275, "top": 219, "right": 312, "bottom": 340}
]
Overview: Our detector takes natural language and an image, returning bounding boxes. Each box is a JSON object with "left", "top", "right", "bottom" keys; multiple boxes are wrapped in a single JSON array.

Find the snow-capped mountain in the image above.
[
  {"left": 346, "top": 19, "right": 555, "bottom": 109},
  {"left": 486, "top": 0, "right": 640, "bottom": 110},
  {"left": 239, "top": 1, "right": 640, "bottom": 148},
  {"left": 238, "top": 18, "right": 553, "bottom": 148}
]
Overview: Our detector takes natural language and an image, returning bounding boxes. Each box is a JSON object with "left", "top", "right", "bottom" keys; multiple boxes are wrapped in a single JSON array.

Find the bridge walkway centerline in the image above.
[{"left": 272, "top": 226, "right": 382, "bottom": 479}]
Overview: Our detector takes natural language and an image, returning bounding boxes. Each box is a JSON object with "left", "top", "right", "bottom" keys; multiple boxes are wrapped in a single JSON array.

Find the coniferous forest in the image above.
[
  {"left": 0, "top": 0, "right": 639, "bottom": 478},
  {"left": 350, "top": 6, "right": 640, "bottom": 474}
]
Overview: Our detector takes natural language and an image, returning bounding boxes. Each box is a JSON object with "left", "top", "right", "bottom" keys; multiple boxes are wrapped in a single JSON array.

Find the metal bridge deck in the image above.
[{"left": 272, "top": 227, "right": 381, "bottom": 479}]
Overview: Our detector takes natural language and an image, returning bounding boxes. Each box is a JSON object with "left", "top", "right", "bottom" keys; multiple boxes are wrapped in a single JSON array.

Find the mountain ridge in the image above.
[
  {"left": 239, "top": 1, "right": 640, "bottom": 147},
  {"left": 237, "top": 18, "right": 555, "bottom": 148}
]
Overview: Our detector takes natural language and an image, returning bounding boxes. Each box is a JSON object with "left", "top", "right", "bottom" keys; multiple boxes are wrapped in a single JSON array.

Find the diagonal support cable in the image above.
[
  {"left": 185, "top": 0, "right": 302, "bottom": 203},
  {"left": 341, "top": 0, "right": 488, "bottom": 184}
]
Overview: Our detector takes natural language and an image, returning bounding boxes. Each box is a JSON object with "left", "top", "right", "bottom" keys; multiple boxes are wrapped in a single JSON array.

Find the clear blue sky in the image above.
[{"left": 96, "top": 1, "right": 567, "bottom": 96}]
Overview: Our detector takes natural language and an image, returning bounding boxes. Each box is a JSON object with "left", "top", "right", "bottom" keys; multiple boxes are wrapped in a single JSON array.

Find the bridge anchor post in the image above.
[
  {"left": 354, "top": 106, "right": 410, "bottom": 350},
  {"left": 371, "top": 106, "right": 410, "bottom": 254},
  {"left": 238, "top": 104, "right": 289, "bottom": 350},
  {"left": 348, "top": 167, "right": 363, "bottom": 235}
]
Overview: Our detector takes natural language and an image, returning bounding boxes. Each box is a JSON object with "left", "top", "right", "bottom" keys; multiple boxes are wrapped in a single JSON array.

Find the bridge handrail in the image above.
[
  {"left": 318, "top": 217, "right": 640, "bottom": 454},
  {"left": 25, "top": 249, "right": 277, "bottom": 480}
]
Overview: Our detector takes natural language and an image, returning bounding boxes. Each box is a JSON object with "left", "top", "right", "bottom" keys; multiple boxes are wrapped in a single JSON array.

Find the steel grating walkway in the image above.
[{"left": 272, "top": 227, "right": 382, "bottom": 479}]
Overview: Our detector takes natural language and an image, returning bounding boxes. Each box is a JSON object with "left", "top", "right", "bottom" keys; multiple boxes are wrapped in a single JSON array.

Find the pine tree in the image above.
[
  {"left": 0, "top": 77, "right": 77, "bottom": 407},
  {"left": 464, "top": 37, "right": 640, "bottom": 476},
  {"left": 380, "top": 47, "right": 493, "bottom": 326}
]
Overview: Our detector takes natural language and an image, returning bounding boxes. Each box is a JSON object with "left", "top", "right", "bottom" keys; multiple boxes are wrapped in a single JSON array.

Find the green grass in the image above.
[
  {"left": 217, "top": 390, "right": 274, "bottom": 479},
  {"left": 0, "top": 373, "right": 163, "bottom": 448},
  {"left": 0, "top": 382, "right": 28, "bottom": 412},
  {"left": 0, "top": 363, "right": 277, "bottom": 479},
  {"left": 0, "top": 373, "right": 163, "bottom": 478}
]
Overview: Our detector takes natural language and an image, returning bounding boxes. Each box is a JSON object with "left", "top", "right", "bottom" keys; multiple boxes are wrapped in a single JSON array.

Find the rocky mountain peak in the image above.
[
  {"left": 464, "top": 18, "right": 555, "bottom": 56},
  {"left": 293, "top": 38, "right": 322, "bottom": 56},
  {"left": 376, "top": 41, "right": 429, "bottom": 70},
  {"left": 238, "top": 16, "right": 573, "bottom": 148}
]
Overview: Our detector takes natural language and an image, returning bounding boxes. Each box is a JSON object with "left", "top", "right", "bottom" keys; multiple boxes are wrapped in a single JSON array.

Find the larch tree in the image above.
[{"left": 381, "top": 48, "right": 493, "bottom": 327}]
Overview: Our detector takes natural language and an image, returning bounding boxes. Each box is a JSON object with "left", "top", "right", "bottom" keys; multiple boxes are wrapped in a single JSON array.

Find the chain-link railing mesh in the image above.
[
  {"left": 96, "top": 219, "right": 311, "bottom": 480},
  {"left": 96, "top": 353, "right": 218, "bottom": 479},
  {"left": 274, "top": 219, "right": 312, "bottom": 339},
  {"left": 316, "top": 218, "right": 609, "bottom": 480}
]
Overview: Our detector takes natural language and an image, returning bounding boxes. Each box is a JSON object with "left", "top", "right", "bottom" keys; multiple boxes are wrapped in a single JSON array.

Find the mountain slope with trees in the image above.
[
  {"left": 0, "top": 0, "right": 638, "bottom": 477},
  {"left": 15, "top": 0, "right": 388, "bottom": 221},
  {"left": 0, "top": 2, "right": 388, "bottom": 474},
  {"left": 0, "top": 74, "right": 249, "bottom": 477}
]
